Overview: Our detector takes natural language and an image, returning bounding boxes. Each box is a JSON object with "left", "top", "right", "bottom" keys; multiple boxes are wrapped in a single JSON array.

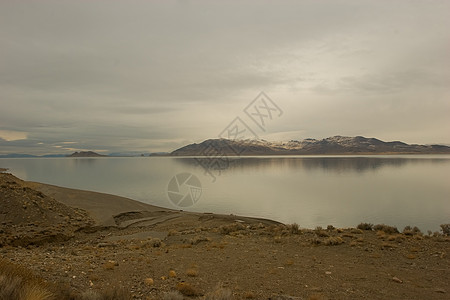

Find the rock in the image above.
[
  {"left": 392, "top": 276, "right": 403, "bottom": 283},
  {"left": 97, "top": 242, "right": 115, "bottom": 248},
  {"left": 169, "top": 270, "right": 177, "bottom": 278},
  {"left": 434, "top": 288, "right": 446, "bottom": 293}
]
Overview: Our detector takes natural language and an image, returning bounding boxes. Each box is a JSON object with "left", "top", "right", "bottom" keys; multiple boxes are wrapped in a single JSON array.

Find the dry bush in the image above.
[
  {"left": 287, "top": 223, "right": 300, "bottom": 234},
  {"left": 219, "top": 223, "right": 246, "bottom": 235},
  {"left": 403, "top": 226, "right": 422, "bottom": 236},
  {"left": 357, "top": 223, "right": 373, "bottom": 231},
  {"left": 440, "top": 224, "right": 450, "bottom": 236},
  {"left": 373, "top": 224, "right": 399, "bottom": 234},
  {"left": 314, "top": 226, "right": 329, "bottom": 237},
  {"left": 350, "top": 228, "right": 363, "bottom": 234},
  {"left": 311, "top": 237, "right": 322, "bottom": 245},
  {"left": 186, "top": 268, "right": 198, "bottom": 277},
  {"left": 176, "top": 282, "right": 201, "bottom": 296},
  {"left": 323, "top": 236, "right": 344, "bottom": 246}
]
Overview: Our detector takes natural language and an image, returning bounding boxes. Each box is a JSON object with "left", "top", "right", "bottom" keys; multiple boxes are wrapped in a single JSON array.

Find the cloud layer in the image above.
[{"left": 1, "top": 0, "right": 449, "bottom": 154}]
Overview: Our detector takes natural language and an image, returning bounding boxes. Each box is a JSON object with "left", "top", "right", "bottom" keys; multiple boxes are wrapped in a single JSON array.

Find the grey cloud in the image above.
[{"left": 0, "top": 0, "right": 449, "bottom": 154}]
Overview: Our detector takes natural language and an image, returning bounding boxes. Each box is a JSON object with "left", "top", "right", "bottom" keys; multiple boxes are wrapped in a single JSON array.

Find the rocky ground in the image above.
[{"left": 0, "top": 172, "right": 449, "bottom": 300}]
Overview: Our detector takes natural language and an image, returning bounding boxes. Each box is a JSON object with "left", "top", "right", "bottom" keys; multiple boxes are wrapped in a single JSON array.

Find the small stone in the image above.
[
  {"left": 434, "top": 288, "right": 446, "bottom": 293},
  {"left": 169, "top": 270, "right": 177, "bottom": 278},
  {"left": 325, "top": 271, "right": 332, "bottom": 275},
  {"left": 144, "top": 278, "right": 154, "bottom": 286},
  {"left": 392, "top": 276, "right": 403, "bottom": 283}
]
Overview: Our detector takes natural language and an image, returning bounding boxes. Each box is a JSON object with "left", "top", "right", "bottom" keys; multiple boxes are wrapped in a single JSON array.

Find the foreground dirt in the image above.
[{"left": 0, "top": 173, "right": 449, "bottom": 300}]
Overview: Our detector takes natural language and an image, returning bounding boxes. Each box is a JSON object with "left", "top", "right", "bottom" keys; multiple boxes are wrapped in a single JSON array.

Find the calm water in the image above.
[{"left": 1, "top": 156, "right": 449, "bottom": 232}]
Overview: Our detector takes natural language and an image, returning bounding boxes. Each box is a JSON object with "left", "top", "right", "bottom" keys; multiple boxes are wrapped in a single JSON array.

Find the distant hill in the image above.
[
  {"left": 0, "top": 153, "right": 65, "bottom": 158},
  {"left": 171, "top": 136, "right": 450, "bottom": 156},
  {"left": 67, "top": 151, "right": 106, "bottom": 157},
  {"left": 0, "top": 153, "right": 37, "bottom": 158}
]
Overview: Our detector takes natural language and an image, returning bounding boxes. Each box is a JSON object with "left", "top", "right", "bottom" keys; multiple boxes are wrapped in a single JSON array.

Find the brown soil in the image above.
[{"left": 0, "top": 173, "right": 449, "bottom": 299}]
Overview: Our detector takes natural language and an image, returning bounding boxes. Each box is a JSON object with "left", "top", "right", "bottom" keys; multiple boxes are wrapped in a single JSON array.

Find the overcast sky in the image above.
[{"left": 1, "top": 0, "right": 449, "bottom": 155}]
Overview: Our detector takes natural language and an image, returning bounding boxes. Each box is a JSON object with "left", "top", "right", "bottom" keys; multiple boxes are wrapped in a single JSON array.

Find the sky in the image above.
[{"left": 1, "top": 0, "right": 449, "bottom": 155}]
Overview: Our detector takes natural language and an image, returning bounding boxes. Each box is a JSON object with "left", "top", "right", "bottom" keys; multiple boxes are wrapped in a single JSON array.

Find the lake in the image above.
[{"left": 1, "top": 155, "right": 449, "bottom": 232}]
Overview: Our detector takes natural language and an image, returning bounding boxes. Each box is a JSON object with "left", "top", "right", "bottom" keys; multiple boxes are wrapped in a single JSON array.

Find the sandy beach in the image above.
[{"left": 0, "top": 172, "right": 449, "bottom": 300}]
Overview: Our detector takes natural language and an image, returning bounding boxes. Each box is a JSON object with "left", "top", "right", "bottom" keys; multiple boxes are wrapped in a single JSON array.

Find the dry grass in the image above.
[{"left": 0, "top": 257, "right": 54, "bottom": 300}]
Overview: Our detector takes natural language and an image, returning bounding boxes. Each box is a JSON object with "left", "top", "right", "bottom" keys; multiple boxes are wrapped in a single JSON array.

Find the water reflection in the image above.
[{"left": 173, "top": 156, "right": 450, "bottom": 174}]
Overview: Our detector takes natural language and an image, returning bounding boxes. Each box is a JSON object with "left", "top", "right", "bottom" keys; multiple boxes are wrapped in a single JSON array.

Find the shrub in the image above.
[
  {"left": 314, "top": 227, "right": 329, "bottom": 237},
  {"left": 357, "top": 223, "right": 373, "bottom": 231},
  {"left": 403, "top": 226, "right": 422, "bottom": 236},
  {"left": 176, "top": 282, "right": 201, "bottom": 296},
  {"left": 186, "top": 268, "right": 198, "bottom": 277},
  {"left": 440, "top": 224, "right": 450, "bottom": 236},
  {"left": 323, "top": 237, "right": 344, "bottom": 246},
  {"left": 219, "top": 223, "right": 246, "bottom": 235},
  {"left": 326, "top": 225, "right": 335, "bottom": 231},
  {"left": 288, "top": 223, "right": 300, "bottom": 234},
  {"left": 373, "top": 224, "right": 399, "bottom": 234}
]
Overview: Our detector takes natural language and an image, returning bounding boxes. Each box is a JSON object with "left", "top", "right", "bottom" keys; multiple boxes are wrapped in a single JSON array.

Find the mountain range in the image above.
[{"left": 170, "top": 136, "right": 450, "bottom": 156}]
